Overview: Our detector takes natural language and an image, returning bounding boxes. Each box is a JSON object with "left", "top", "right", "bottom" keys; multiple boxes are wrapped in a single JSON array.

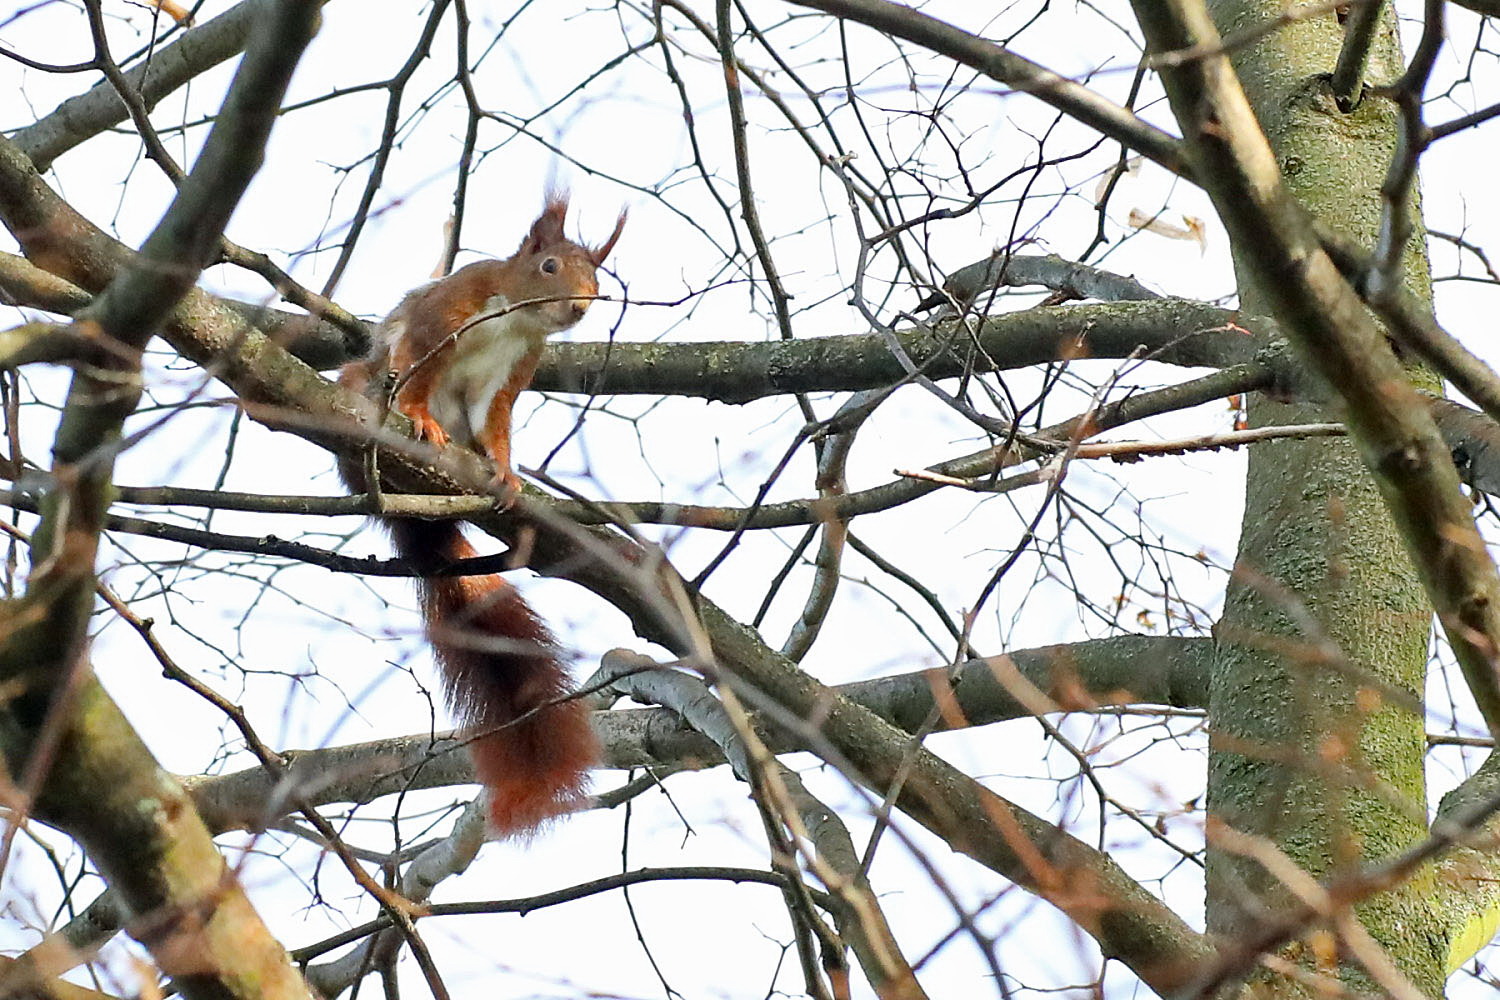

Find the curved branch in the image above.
[
  {"left": 31, "top": 635, "right": 1202, "bottom": 971},
  {"left": 189, "top": 632, "right": 1218, "bottom": 991},
  {"left": 14, "top": 0, "right": 337, "bottom": 172},
  {"left": 914, "top": 252, "right": 1163, "bottom": 312},
  {"left": 784, "top": 0, "right": 1190, "bottom": 176}
]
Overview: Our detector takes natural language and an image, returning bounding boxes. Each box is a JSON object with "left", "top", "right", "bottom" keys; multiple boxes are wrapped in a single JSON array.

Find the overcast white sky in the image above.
[{"left": 2, "top": 0, "right": 1500, "bottom": 997}]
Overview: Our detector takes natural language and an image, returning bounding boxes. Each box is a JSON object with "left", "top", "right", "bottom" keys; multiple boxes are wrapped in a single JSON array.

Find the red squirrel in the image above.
[{"left": 341, "top": 196, "right": 625, "bottom": 836}]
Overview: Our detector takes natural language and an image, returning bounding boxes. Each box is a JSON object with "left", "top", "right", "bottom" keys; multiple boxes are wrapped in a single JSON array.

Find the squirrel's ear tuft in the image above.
[
  {"left": 591, "top": 209, "right": 627, "bottom": 267},
  {"left": 523, "top": 195, "right": 570, "bottom": 253}
]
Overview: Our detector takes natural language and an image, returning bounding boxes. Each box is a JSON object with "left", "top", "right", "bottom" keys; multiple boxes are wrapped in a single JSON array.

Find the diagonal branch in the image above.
[
  {"left": 0, "top": 250, "right": 367, "bottom": 370},
  {"left": 0, "top": 4, "right": 322, "bottom": 999},
  {"left": 1130, "top": 0, "right": 1500, "bottom": 740},
  {"left": 785, "top": 0, "right": 1189, "bottom": 174}
]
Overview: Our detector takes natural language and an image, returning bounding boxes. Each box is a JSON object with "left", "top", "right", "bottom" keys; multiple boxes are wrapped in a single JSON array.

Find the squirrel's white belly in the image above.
[{"left": 427, "top": 297, "right": 548, "bottom": 450}]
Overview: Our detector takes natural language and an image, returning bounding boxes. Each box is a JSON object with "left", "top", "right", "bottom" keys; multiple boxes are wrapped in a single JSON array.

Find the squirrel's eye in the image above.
[{"left": 540, "top": 257, "right": 559, "bottom": 275}]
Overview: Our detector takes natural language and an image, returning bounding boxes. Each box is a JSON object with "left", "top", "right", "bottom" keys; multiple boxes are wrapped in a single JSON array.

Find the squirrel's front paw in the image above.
[{"left": 400, "top": 405, "right": 450, "bottom": 449}]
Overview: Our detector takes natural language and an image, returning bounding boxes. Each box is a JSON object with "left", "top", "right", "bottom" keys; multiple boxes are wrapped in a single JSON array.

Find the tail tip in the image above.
[{"left": 484, "top": 782, "right": 593, "bottom": 839}]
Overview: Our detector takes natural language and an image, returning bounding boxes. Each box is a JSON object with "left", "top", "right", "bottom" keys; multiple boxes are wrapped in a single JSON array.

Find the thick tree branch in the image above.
[
  {"left": 0, "top": 249, "right": 367, "bottom": 371},
  {"left": 1329, "top": 0, "right": 1384, "bottom": 112},
  {"left": 1428, "top": 754, "right": 1500, "bottom": 972},
  {"left": 540, "top": 298, "right": 1269, "bottom": 401},
  {"left": 1431, "top": 395, "right": 1500, "bottom": 498}
]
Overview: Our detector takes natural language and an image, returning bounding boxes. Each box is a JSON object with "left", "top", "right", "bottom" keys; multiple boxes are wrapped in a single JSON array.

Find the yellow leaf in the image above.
[
  {"left": 135, "top": 0, "right": 194, "bottom": 24},
  {"left": 1128, "top": 209, "right": 1209, "bottom": 253}
]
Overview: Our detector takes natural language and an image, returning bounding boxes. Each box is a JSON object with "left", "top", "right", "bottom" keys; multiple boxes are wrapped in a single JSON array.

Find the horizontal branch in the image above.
[
  {"left": 294, "top": 866, "right": 804, "bottom": 964},
  {"left": 914, "top": 252, "right": 1163, "bottom": 312},
  {"left": 0, "top": 368, "right": 1270, "bottom": 575},
  {"left": 188, "top": 633, "right": 1212, "bottom": 829},
  {"left": 539, "top": 298, "right": 1268, "bottom": 401}
]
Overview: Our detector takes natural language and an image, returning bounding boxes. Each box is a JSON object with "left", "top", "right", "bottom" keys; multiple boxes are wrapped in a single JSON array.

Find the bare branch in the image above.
[
  {"left": 14, "top": 0, "right": 336, "bottom": 172},
  {"left": 784, "top": 0, "right": 1189, "bottom": 176}
]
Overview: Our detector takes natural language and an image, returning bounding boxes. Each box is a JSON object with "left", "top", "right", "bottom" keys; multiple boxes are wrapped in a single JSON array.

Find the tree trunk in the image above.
[{"left": 1203, "top": 1, "right": 1446, "bottom": 995}]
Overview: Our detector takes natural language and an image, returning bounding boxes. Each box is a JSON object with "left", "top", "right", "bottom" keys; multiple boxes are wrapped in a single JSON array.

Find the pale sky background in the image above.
[{"left": 2, "top": 0, "right": 1499, "bottom": 997}]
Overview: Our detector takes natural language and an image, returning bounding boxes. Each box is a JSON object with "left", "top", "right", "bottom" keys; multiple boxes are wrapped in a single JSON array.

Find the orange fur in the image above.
[
  {"left": 389, "top": 518, "right": 599, "bottom": 834},
  {"left": 341, "top": 196, "right": 623, "bottom": 836},
  {"left": 479, "top": 348, "right": 543, "bottom": 495}
]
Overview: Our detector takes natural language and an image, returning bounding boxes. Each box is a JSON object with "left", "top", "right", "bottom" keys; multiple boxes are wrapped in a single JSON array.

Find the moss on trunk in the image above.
[{"left": 1202, "top": 0, "right": 1447, "bottom": 995}]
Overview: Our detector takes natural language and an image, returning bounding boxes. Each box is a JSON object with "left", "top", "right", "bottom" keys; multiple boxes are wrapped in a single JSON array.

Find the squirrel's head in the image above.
[{"left": 513, "top": 195, "right": 627, "bottom": 332}]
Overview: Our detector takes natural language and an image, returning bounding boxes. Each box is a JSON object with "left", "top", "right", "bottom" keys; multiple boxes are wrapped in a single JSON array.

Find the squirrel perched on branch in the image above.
[{"left": 341, "top": 195, "right": 626, "bottom": 836}]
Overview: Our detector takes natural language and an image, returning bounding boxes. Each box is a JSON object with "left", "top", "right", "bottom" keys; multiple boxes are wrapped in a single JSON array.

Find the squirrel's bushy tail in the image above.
[{"left": 388, "top": 518, "right": 599, "bottom": 836}]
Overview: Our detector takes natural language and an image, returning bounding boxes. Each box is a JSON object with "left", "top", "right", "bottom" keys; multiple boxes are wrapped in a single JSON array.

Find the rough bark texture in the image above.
[
  {"left": 1201, "top": 0, "right": 1445, "bottom": 994},
  {"left": 0, "top": 677, "right": 313, "bottom": 1000},
  {"left": 0, "top": 4, "right": 322, "bottom": 996}
]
